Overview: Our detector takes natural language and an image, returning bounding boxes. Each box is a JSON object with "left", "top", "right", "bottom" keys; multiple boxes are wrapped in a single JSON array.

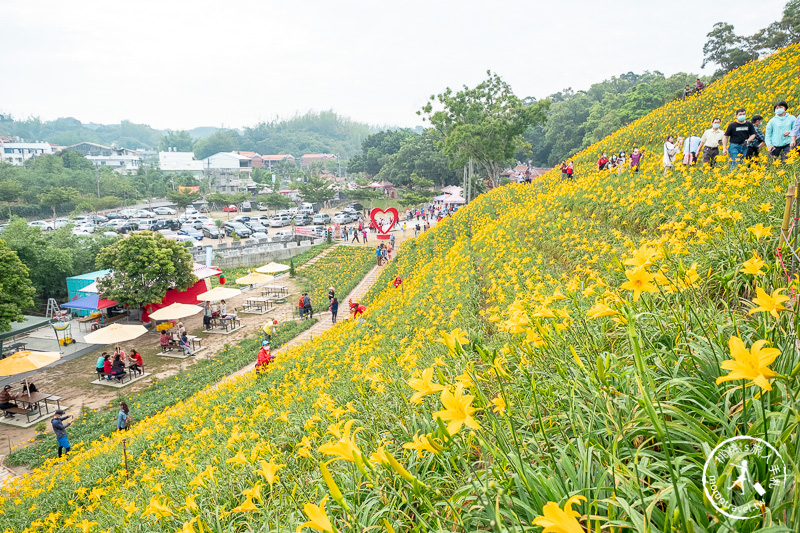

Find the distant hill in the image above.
[{"left": 0, "top": 111, "right": 378, "bottom": 157}]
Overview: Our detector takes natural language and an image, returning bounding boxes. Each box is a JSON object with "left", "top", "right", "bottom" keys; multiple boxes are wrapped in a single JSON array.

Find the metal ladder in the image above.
[{"left": 45, "top": 298, "right": 61, "bottom": 319}]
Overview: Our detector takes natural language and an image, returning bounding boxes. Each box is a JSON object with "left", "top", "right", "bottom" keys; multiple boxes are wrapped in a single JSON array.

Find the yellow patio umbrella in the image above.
[
  {"left": 255, "top": 262, "right": 291, "bottom": 274},
  {"left": 196, "top": 286, "right": 241, "bottom": 301},
  {"left": 235, "top": 272, "right": 274, "bottom": 285},
  {"left": 0, "top": 351, "right": 61, "bottom": 376},
  {"left": 84, "top": 323, "right": 148, "bottom": 347},
  {"left": 148, "top": 303, "right": 203, "bottom": 321}
]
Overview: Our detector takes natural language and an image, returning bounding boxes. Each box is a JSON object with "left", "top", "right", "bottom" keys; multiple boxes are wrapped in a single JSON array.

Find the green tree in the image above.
[
  {"left": 702, "top": 22, "right": 758, "bottom": 77},
  {"left": 193, "top": 130, "right": 241, "bottom": 160},
  {"left": 159, "top": 130, "right": 194, "bottom": 152},
  {"left": 258, "top": 193, "right": 291, "bottom": 211},
  {"left": 421, "top": 71, "right": 548, "bottom": 191},
  {"left": 376, "top": 130, "right": 459, "bottom": 187},
  {"left": 95, "top": 233, "right": 196, "bottom": 309},
  {"left": 166, "top": 190, "right": 201, "bottom": 210},
  {"left": 298, "top": 175, "right": 335, "bottom": 204},
  {"left": 38, "top": 186, "right": 80, "bottom": 218},
  {"left": 0, "top": 180, "right": 23, "bottom": 202},
  {"left": 0, "top": 238, "right": 35, "bottom": 330}
]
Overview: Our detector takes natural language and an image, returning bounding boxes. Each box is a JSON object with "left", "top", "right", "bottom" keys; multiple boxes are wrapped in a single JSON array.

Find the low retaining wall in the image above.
[{"left": 191, "top": 237, "right": 326, "bottom": 269}]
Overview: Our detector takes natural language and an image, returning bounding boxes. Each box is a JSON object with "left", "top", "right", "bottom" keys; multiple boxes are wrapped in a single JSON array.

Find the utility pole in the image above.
[{"left": 95, "top": 166, "right": 100, "bottom": 198}]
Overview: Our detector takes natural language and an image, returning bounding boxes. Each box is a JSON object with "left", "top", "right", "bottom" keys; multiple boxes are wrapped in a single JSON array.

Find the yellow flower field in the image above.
[{"left": 4, "top": 44, "right": 800, "bottom": 532}]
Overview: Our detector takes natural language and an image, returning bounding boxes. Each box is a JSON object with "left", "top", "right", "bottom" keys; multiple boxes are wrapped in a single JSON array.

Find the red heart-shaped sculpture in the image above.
[{"left": 370, "top": 208, "right": 399, "bottom": 237}]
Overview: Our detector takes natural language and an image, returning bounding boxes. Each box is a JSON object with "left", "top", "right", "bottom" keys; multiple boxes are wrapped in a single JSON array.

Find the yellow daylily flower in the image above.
[
  {"left": 716, "top": 336, "right": 780, "bottom": 391},
  {"left": 748, "top": 287, "right": 790, "bottom": 319},
  {"left": 432, "top": 383, "right": 480, "bottom": 435},
  {"left": 586, "top": 301, "right": 618, "bottom": 319},
  {"left": 407, "top": 367, "right": 445, "bottom": 404},
  {"left": 297, "top": 496, "right": 334, "bottom": 533},
  {"left": 619, "top": 266, "right": 658, "bottom": 302},
  {"left": 748, "top": 223, "right": 773, "bottom": 240},
  {"left": 142, "top": 496, "right": 173, "bottom": 519},
  {"left": 740, "top": 252, "right": 766, "bottom": 276},
  {"left": 623, "top": 245, "right": 660, "bottom": 268},
  {"left": 491, "top": 395, "right": 508, "bottom": 416},
  {"left": 402, "top": 432, "right": 441, "bottom": 457},
  {"left": 318, "top": 420, "right": 364, "bottom": 463},
  {"left": 254, "top": 459, "right": 284, "bottom": 487},
  {"left": 231, "top": 495, "right": 257, "bottom": 513},
  {"left": 435, "top": 328, "right": 469, "bottom": 353},
  {"left": 532, "top": 494, "right": 587, "bottom": 533}
]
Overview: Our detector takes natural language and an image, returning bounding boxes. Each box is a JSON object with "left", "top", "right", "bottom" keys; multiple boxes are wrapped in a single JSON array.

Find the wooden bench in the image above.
[
  {"left": 1, "top": 406, "right": 36, "bottom": 423},
  {"left": 101, "top": 314, "right": 126, "bottom": 326},
  {"left": 94, "top": 370, "right": 130, "bottom": 384}
]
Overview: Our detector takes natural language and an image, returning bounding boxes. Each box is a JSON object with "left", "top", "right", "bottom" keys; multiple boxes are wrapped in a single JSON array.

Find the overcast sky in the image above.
[{"left": 0, "top": 0, "right": 788, "bottom": 131}]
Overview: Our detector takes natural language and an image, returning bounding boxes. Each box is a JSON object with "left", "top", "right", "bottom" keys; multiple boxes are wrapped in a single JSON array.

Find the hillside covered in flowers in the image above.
[{"left": 3, "top": 45, "right": 800, "bottom": 533}]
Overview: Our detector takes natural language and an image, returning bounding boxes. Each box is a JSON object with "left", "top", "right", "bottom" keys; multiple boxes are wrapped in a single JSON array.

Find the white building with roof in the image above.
[
  {"left": 159, "top": 151, "right": 205, "bottom": 176},
  {"left": 0, "top": 141, "right": 55, "bottom": 165}
]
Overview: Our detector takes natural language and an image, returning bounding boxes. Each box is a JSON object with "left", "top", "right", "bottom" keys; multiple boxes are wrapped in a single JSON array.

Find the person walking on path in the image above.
[
  {"left": 767, "top": 101, "right": 795, "bottom": 161},
  {"left": 662, "top": 135, "right": 683, "bottom": 175},
  {"left": 376, "top": 245, "right": 383, "bottom": 266},
  {"left": 362, "top": 229, "right": 368, "bottom": 243},
  {"left": 723, "top": 109, "right": 756, "bottom": 169},
  {"left": 298, "top": 295, "right": 305, "bottom": 319},
  {"left": 390, "top": 234, "right": 395, "bottom": 248},
  {"left": 351, "top": 227, "right": 360, "bottom": 243},
  {"left": 696, "top": 118, "right": 725, "bottom": 167},
  {"left": 117, "top": 402, "right": 130, "bottom": 431},
  {"left": 302, "top": 293, "right": 313, "bottom": 319},
  {"left": 52, "top": 409, "right": 73, "bottom": 458},
  {"left": 330, "top": 297, "right": 339, "bottom": 324},
  {"left": 328, "top": 286, "right": 335, "bottom": 303},
  {"left": 682, "top": 134, "right": 701, "bottom": 165}
]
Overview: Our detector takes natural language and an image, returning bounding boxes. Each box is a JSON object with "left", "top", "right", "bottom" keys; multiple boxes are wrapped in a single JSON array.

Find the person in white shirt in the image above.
[
  {"left": 682, "top": 135, "right": 702, "bottom": 165},
  {"left": 662, "top": 135, "right": 683, "bottom": 175},
  {"left": 696, "top": 118, "right": 726, "bottom": 167}
]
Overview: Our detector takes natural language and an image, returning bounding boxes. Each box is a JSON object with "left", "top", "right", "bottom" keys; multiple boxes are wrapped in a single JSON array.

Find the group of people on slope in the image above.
[
  {"left": 664, "top": 100, "right": 800, "bottom": 173},
  {"left": 597, "top": 147, "right": 645, "bottom": 172},
  {"left": 95, "top": 347, "right": 143, "bottom": 382},
  {"left": 559, "top": 160, "right": 575, "bottom": 180}
]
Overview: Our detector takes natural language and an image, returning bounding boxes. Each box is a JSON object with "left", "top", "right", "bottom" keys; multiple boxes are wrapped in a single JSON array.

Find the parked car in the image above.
[
  {"left": 312, "top": 213, "right": 331, "bottom": 224},
  {"left": 232, "top": 215, "right": 251, "bottom": 223},
  {"left": 268, "top": 215, "right": 290, "bottom": 228},
  {"left": 250, "top": 231, "right": 269, "bottom": 240},
  {"left": 254, "top": 215, "right": 271, "bottom": 224},
  {"left": 178, "top": 224, "right": 204, "bottom": 241},
  {"left": 154, "top": 219, "right": 181, "bottom": 231},
  {"left": 135, "top": 210, "right": 157, "bottom": 219},
  {"left": 241, "top": 201, "right": 252, "bottom": 212},
  {"left": 272, "top": 229, "right": 294, "bottom": 241},
  {"left": 101, "top": 231, "right": 120, "bottom": 239},
  {"left": 111, "top": 221, "right": 139, "bottom": 234},
  {"left": 135, "top": 219, "right": 158, "bottom": 231},
  {"left": 158, "top": 230, "right": 177, "bottom": 238},
  {"left": 105, "top": 212, "right": 126, "bottom": 220},
  {"left": 222, "top": 221, "right": 252, "bottom": 238},
  {"left": 28, "top": 220, "right": 54, "bottom": 230},
  {"left": 244, "top": 220, "right": 268, "bottom": 233},
  {"left": 153, "top": 206, "right": 177, "bottom": 216},
  {"left": 257, "top": 202, "right": 268, "bottom": 211},
  {"left": 332, "top": 212, "right": 349, "bottom": 224},
  {"left": 347, "top": 203, "right": 364, "bottom": 212},
  {"left": 310, "top": 225, "right": 329, "bottom": 238},
  {"left": 294, "top": 214, "right": 312, "bottom": 226},
  {"left": 73, "top": 223, "right": 97, "bottom": 234},
  {"left": 53, "top": 218, "right": 72, "bottom": 229},
  {"left": 222, "top": 204, "right": 238, "bottom": 212},
  {"left": 173, "top": 234, "right": 197, "bottom": 243},
  {"left": 185, "top": 206, "right": 198, "bottom": 215},
  {"left": 202, "top": 226, "right": 221, "bottom": 239}
]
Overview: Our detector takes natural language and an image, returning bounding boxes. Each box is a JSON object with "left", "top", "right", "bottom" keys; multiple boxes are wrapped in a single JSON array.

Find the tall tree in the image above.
[
  {"left": 0, "top": 238, "right": 36, "bottom": 330},
  {"left": 159, "top": 130, "right": 194, "bottom": 152},
  {"left": 193, "top": 130, "right": 241, "bottom": 160},
  {"left": 702, "top": 22, "right": 759, "bottom": 76},
  {"left": 298, "top": 175, "right": 335, "bottom": 204},
  {"left": 166, "top": 190, "right": 201, "bottom": 210},
  {"left": 420, "top": 71, "right": 548, "bottom": 190},
  {"left": 95, "top": 233, "right": 196, "bottom": 310},
  {"left": 38, "top": 186, "right": 80, "bottom": 218}
]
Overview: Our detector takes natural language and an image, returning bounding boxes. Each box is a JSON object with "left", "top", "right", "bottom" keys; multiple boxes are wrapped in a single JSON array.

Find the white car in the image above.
[
  {"left": 29, "top": 221, "right": 54, "bottom": 230},
  {"left": 135, "top": 210, "right": 156, "bottom": 219},
  {"left": 312, "top": 213, "right": 331, "bottom": 224},
  {"left": 250, "top": 231, "right": 269, "bottom": 240},
  {"left": 102, "top": 231, "right": 120, "bottom": 238},
  {"left": 153, "top": 206, "right": 177, "bottom": 216},
  {"left": 185, "top": 207, "right": 198, "bottom": 215},
  {"left": 332, "top": 212, "right": 349, "bottom": 224},
  {"left": 269, "top": 215, "right": 291, "bottom": 228},
  {"left": 53, "top": 218, "right": 72, "bottom": 229}
]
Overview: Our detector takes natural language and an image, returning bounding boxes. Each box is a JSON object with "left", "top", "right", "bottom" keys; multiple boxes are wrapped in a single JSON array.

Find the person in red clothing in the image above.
[
  {"left": 298, "top": 295, "right": 305, "bottom": 319},
  {"left": 597, "top": 152, "right": 609, "bottom": 170},
  {"left": 256, "top": 341, "right": 274, "bottom": 372},
  {"left": 128, "top": 349, "right": 144, "bottom": 376},
  {"left": 349, "top": 299, "right": 366, "bottom": 318},
  {"left": 393, "top": 275, "right": 402, "bottom": 288}
]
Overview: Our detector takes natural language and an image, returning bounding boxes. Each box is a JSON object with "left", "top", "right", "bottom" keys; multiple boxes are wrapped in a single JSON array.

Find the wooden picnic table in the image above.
[
  {"left": 15, "top": 391, "right": 60, "bottom": 415},
  {"left": 262, "top": 285, "right": 289, "bottom": 298},
  {"left": 245, "top": 297, "right": 274, "bottom": 313},
  {"left": 1, "top": 341, "right": 27, "bottom": 358}
]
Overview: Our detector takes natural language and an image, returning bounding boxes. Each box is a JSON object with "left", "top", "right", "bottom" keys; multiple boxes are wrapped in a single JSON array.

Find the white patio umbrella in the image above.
[
  {"left": 84, "top": 323, "right": 148, "bottom": 347},
  {"left": 147, "top": 303, "right": 203, "bottom": 321},
  {"left": 235, "top": 272, "right": 274, "bottom": 285},
  {"left": 255, "top": 262, "right": 291, "bottom": 274},
  {"left": 196, "top": 286, "right": 241, "bottom": 301}
]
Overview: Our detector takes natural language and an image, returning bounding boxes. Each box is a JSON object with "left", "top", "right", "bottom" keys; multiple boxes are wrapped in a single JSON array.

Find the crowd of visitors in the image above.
[{"left": 596, "top": 148, "right": 645, "bottom": 172}]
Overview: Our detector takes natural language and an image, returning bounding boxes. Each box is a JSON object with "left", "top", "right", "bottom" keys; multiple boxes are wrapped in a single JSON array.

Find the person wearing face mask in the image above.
[
  {"left": 630, "top": 147, "right": 643, "bottom": 171},
  {"left": 696, "top": 118, "right": 725, "bottom": 167},
  {"left": 768, "top": 101, "right": 796, "bottom": 162},
  {"left": 723, "top": 109, "right": 756, "bottom": 168}
]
